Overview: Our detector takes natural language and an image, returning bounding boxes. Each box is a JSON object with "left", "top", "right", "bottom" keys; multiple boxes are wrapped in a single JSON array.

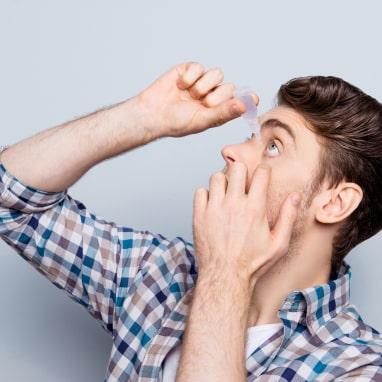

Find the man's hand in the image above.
[
  {"left": 193, "top": 162, "right": 302, "bottom": 284},
  {"left": 1, "top": 62, "right": 245, "bottom": 192},
  {"left": 135, "top": 62, "right": 245, "bottom": 139},
  {"left": 176, "top": 163, "right": 301, "bottom": 382}
]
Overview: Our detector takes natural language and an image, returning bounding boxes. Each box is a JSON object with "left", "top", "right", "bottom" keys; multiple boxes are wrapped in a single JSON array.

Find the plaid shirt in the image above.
[{"left": 0, "top": 162, "right": 381, "bottom": 382}]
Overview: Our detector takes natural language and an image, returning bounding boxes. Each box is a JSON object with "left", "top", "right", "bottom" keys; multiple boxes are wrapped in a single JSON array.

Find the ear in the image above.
[{"left": 315, "top": 182, "right": 363, "bottom": 224}]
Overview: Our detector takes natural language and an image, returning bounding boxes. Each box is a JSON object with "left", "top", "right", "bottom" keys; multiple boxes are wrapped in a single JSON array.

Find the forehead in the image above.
[
  {"left": 259, "top": 106, "right": 322, "bottom": 156},
  {"left": 259, "top": 106, "right": 310, "bottom": 131}
]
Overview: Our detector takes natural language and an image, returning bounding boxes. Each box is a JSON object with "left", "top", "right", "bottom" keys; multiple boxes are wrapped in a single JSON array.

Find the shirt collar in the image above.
[{"left": 278, "top": 262, "right": 351, "bottom": 335}]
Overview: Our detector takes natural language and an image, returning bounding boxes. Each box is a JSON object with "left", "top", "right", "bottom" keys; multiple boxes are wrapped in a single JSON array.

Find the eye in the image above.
[{"left": 265, "top": 141, "right": 280, "bottom": 157}]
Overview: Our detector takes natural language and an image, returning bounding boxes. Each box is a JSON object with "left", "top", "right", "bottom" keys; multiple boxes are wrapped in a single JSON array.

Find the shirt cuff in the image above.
[{"left": 0, "top": 162, "right": 66, "bottom": 213}]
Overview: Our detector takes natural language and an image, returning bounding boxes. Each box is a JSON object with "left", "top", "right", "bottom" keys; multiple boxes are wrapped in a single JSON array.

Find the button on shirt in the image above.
[{"left": 0, "top": 163, "right": 381, "bottom": 381}]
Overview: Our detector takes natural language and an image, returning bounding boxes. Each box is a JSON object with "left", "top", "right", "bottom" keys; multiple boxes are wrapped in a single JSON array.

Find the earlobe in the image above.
[{"left": 315, "top": 182, "right": 363, "bottom": 224}]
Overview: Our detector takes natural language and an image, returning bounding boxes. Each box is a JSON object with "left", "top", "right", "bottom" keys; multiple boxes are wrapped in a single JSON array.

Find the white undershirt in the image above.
[{"left": 161, "top": 323, "right": 283, "bottom": 382}]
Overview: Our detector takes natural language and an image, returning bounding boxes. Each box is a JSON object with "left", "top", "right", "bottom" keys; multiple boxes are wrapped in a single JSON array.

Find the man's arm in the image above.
[
  {"left": 176, "top": 163, "right": 301, "bottom": 381},
  {"left": 1, "top": 62, "right": 243, "bottom": 192},
  {"left": 0, "top": 62, "right": 245, "bottom": 334}
]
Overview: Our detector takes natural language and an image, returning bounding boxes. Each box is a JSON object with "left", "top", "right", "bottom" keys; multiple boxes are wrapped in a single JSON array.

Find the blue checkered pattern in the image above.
[{"left": 0, "top": 162, "right": 381, "bottom": 381}]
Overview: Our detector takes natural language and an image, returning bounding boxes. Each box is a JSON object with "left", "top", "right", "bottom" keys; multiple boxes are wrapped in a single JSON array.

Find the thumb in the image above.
[
  {"left": 198, "top": 100, "right": 244, "bottom": 129},
  {"left": 272, "top": 192, "right": 302, "bottom": 255}
]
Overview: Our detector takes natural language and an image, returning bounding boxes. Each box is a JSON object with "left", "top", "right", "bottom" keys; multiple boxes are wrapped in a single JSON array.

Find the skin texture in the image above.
[
  {"left": 1, "top": 63, "right": 245, "bottom": 192},
  {"left": 0, "top": 62, "right": 363, "bottom": 382},
  {"left": 176, "top": 107, "right": 363, "bottom": 382}
]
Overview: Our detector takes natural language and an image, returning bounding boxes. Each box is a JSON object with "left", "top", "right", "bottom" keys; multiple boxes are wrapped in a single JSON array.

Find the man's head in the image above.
[
  {"left": 223, "top": 76, "right": 381, "bottom": 272},
  {"left": 277, "top": 76, "right": 382, "bottom": 270}
]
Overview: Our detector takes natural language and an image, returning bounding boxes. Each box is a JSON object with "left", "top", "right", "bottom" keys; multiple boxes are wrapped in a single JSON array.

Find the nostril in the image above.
[
  {"left": 221, "top": 146, "right": 236, "bottom": 164},
  {"left": 225, "top": 155, "right": 235, "bottom": 163}
]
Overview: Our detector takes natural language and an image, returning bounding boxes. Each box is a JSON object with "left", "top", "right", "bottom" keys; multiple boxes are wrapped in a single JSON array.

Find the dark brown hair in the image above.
[{"left": 277, "top": 76, "right": 382, "bottom": 271}]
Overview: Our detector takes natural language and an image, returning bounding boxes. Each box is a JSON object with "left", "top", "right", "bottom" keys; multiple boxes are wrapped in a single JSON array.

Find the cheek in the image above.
[
  {"left": 269, "top": 162, "right": 312, "bottom": 192},
  {"left": 265, "top": 187, "right": 285, "bottom": 230},
  {"left": 269, "top": 167, "right": 293, "bottom": 192},
  {"left": 266, "top": 172, "right": 304, "bottom": 211},
  {"left": 267, "top": 170, "right": 316, "bottom": 219},
  {"left": 265, "top": 177, "right": 309, "bottom": 230}
]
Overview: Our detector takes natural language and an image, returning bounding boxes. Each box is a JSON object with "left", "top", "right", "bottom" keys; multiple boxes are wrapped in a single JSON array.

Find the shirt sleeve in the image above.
[
  {"left": 337, "top": 365, "right": 382, "bottom": 380},
  {"left": 0, "top": 162, "right": 188, "bottom": 334}
]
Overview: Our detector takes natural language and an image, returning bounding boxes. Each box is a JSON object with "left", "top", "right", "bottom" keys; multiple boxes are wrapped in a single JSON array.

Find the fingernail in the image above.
[
  {"left": 231, "top": 104, "right": 241, "bottom": 116},
  {"left": 291, "top": 193, "right": 301, "bottom": 207}
]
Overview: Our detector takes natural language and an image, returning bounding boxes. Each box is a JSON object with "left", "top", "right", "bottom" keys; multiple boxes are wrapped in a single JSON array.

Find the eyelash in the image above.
[
  {"left": 265, "top": 141, "right": 280, "bottom": 157},
  {"left": 245, "top": 135, "right": 282, "bottom": 157}
]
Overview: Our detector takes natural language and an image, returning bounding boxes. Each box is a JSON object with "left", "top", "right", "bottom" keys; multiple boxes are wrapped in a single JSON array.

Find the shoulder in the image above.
[
  {"left": 333, "top": 303, "right": 382, "bottom": 345},
  {"left": 320, "top": 305, "right": 382, "bottom": 376}
]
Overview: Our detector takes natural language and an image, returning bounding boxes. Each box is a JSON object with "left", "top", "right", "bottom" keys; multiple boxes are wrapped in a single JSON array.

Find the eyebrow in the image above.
[{"left": 261, "top": 118, "right": 296, "bottom": 142}]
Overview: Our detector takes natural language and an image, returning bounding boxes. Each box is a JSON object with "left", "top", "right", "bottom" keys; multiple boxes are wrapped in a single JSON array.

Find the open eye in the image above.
[{"left": 266, "top": 141, "right": 280, "bottom": 157}]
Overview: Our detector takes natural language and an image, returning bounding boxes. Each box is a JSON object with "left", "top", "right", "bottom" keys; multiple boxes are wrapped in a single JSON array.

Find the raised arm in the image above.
[
  {"left": 1, "top": 62, "right": 244, "bottom": 192},
  {"left": 0, "top": 62, "right": 246, "bottom": 339}
]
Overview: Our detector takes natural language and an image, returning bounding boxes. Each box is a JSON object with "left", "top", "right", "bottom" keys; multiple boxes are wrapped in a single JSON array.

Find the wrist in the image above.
[
  {"left": 197, "top": 260, "right": 258, "bottom": 295},
  {"left": 94, "top": 96, "right": 164, "bottom": 160},
  {"left": 120, "top": 93, "right": 169, "bottom": 142},
  {"left": 179, "top": 269, "right": 250, "bottom": 381},
  {"left": 196, "top": 268, "right": 254, "bottom": 308}
]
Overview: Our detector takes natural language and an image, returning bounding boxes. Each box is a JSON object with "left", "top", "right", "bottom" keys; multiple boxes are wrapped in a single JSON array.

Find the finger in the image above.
[
  {"left": 177, "top": 62, "right": 204, "bottom": 90},
  {"left": 271, "top": 192, "right": 301, "bottom": 255},
  {"left": 208, "top": 172, "right": 227, "bottom": 205},
  {"left": 253, "top": 92, "right": 260, "bottom": 106},
  {"left": 193, "top": 187, "right": 209, "bottom": 238},
  {"left": 193, "top": 186, "right": 209, "bottom": 218},
  {"left": 247, "top": 165, "right": 271, "bottom": 215},
  {"left": 234, "top": 88, "right": 260, "bottom": 107},
  {"left": 247, "top": 91, "right": 260, "bottom": 106},
  {"left": 203, "top": 83, "right": 235, "bottom": 108},
  {"left": 189, "top": 68, "right": 224, "bottom": 99},
  {"left": 194, "top": 98, "right": 245, "bottom": 129},
  {"left": 226, "top": 162, "right": 247, "bottom": 198}
]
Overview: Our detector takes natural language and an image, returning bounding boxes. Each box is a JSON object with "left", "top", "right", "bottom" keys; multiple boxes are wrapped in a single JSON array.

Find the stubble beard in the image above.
[{"left": 266, "top": 181, "right": 315, "bottom": 266}]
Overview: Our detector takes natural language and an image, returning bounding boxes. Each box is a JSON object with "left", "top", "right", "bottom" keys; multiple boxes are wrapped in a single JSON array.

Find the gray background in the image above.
[{"left": 0, "top": 1, "right": 381, "bottom": 380}]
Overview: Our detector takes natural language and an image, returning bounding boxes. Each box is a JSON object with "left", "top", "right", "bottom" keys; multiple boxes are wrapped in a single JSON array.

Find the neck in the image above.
[{"left": 248, "top": 227, "right": 333, "bottom": 327}]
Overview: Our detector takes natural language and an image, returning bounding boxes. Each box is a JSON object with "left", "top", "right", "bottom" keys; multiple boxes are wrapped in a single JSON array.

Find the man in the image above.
[{"left": 0, "top": 62, "right": 381, "bottom": 381}]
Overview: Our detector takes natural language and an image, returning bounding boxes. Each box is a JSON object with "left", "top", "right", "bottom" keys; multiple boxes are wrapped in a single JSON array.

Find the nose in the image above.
[{"left": 221, "top": 138, "right": 262, "bottom": 167}]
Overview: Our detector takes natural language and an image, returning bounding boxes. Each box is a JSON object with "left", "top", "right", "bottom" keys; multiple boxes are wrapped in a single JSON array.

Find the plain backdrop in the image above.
[{"left": 0, "top": 1, "right": 381, "bottom": 381}]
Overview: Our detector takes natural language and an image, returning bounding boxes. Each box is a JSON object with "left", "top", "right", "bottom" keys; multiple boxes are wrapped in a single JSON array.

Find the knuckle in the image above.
[
  {"left": 191, "top": 82, "right": 203, "bottom": 97},
  {"left": 204, "top": 83, "right": 235, "bottom": 108},
  {"left": 208, "top": 67, "right": 224, "bottom": 81},
  {"left": 225, "top": 83, "right": 236, "bottom": 96},
  {"left": 210, "top": 171, "right": 225, "bottom": 183},
  {"left": 192, "top": 62, "right": 204, "bottom": 72},
  {"left": 202, "top": 93, "right": 215, "bottom": 107},
  {"left": 184, "top": 62, "right": 204, "bottom": 75}
]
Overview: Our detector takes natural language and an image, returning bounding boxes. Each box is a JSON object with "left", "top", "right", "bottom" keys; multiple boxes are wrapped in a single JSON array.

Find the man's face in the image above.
[{"left": 222, "top": 106, "right": 322, "bottom": 230}]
